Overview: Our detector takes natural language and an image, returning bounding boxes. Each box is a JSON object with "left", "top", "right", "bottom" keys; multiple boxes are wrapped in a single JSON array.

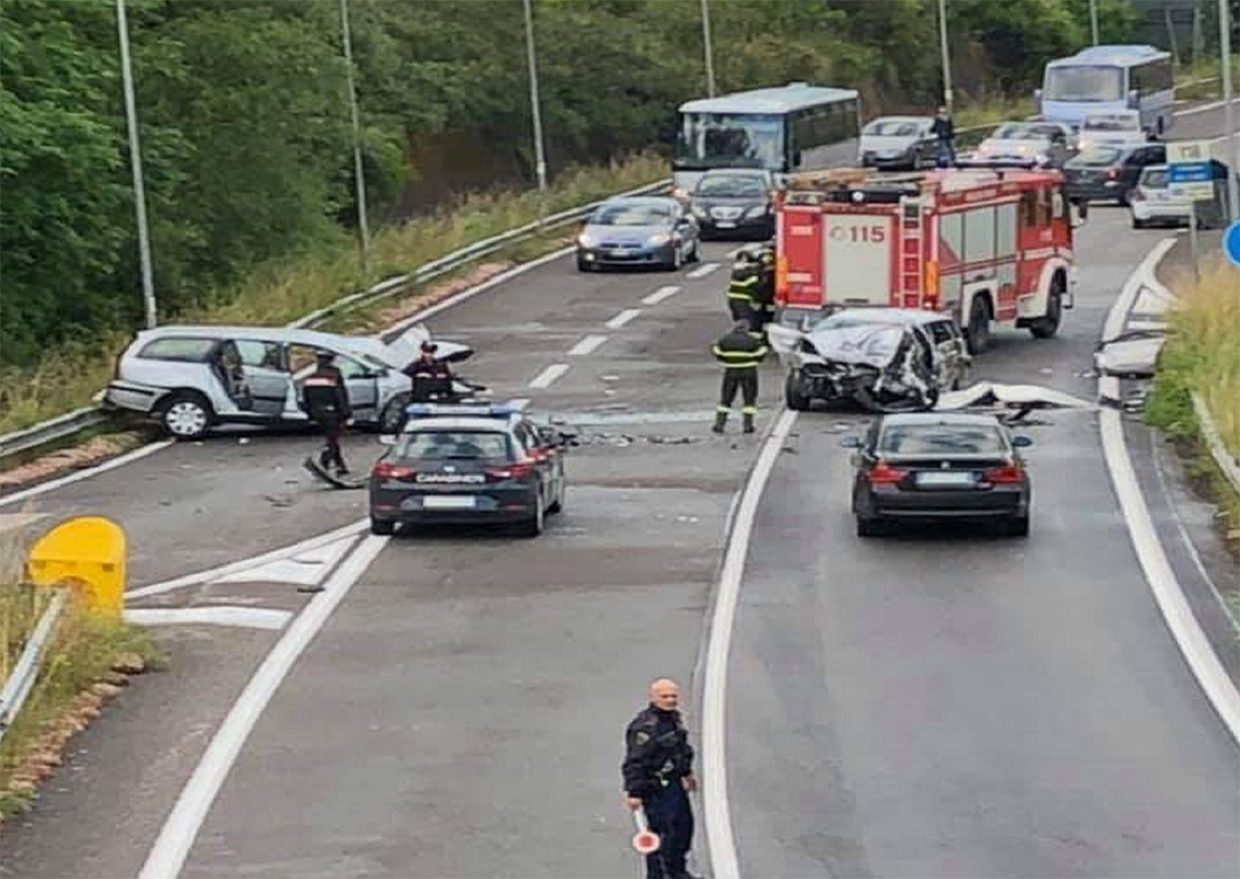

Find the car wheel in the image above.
[
  {"left": 965, "top": 296, "right": 992, "bottom": 355},
  {"left": 1118, "top": 187, "right": 1133, "bottom": 207},
  {"left": 785, "top": 372, "right": 811, "bottom": 411},
  {"left": 1029, "top": 277, "right": 1064, "bottom": 340},
  {"left": 159, "top": 393, "right": 213, "bottom": 440},
  {"left": 856, "top": 516, "right": 885, "bottom": 538},
  {"left": 1004, "top": 515, "right": 1030, "bottom": 538},
  {"left": 577, "top": 256, "right": 593, "bottom": 272},
  {"left": 370, "top": 517, "right": 395, "bottom": 536},
  {"left": 379, "top": 394, "right": 410, "bottom": 434},
  {"left": 1131, "top": 216, "right": 1149, "bottom": 230},
  {"left": 518, "top": 495, "right": 544, "bottom": 538}
]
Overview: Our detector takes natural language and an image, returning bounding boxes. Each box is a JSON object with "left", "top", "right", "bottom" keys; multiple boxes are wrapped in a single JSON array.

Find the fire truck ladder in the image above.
[{"left": 899, "top": 198, "right": 925, "bottom": 308}]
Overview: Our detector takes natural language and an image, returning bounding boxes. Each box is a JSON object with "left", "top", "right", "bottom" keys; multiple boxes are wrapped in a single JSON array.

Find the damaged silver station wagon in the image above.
[{"left": 769, "top": 308, "right": 971, "bottom": 413}]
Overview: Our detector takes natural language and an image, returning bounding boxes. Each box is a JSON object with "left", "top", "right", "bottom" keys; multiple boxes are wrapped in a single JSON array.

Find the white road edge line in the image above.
[
  {"left": 127, "top": 519, "right": 367, "bottom": 599},
  {"left": 528, "top": 363, "right": 570, "bottom": 389},
  {"left": 1098, "top": 242, "right": 1240, "bottom": 746},
  {"left": 642, "top": 285, "right": 681, "bottom": 306},
  {"left": 1175, "top": 97, "right": 1240, "bottom": 117},
  {"left": 566, "top": 334, "right": 608, "bottom": 357},
  {"left": 138, "top": 533, "right": 389, "bottom": 879},
  {"left": 0, "top": 440, "right": 174, "bottom": 509},
  {"left": 604, "top": 308, "right": 642, "bottom": 330},
  {"left": 124, "top": 607, "right": 293, "bottom": 631},
  {"left": 686, "top": 262, "right": 720, "bottom": 280},
  {"left": 702, "top": 408, "right": 798, "bottom": 879}
]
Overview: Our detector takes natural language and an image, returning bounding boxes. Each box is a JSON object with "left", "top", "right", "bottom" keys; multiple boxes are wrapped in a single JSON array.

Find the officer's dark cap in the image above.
[{"left": 420, "top": 341, "right": 438, "bottom": 354}]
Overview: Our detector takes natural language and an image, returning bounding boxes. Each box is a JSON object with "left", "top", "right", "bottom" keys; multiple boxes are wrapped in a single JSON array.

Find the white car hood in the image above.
[
  {"left": 860, "top": 134, "right": 919, "bottom": 154},
  {"left": 978, "top": 137, "right": 1049, "bottom": 156}
]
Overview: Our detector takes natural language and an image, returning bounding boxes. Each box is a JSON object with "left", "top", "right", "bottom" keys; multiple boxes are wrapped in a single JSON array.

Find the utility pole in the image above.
[
  {"left": 1089, "top": 0, "right": 1100, "bottom": 45},
  {"left": 1220, "top": 0, "right": 1239, "bottom": 220},
  {"left": 937, "top": 0, "right": 953, "bottom": 113},
  {"left": 700, "top": 0, "right": 717, "bottom": 98},
  {"left": 115, "top": 0, "right": 157, "bottom": 330},
  {"left": 339, "top": 0, "right": 371, "bottom": 278},
  {"left": 522, "top": 0, "right": 548, "bottom": 193}
]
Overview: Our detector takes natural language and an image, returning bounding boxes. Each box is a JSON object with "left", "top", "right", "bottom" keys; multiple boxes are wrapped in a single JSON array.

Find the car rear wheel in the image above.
[
  {"left": 965, "top": 296, "right": 992, "bottom": 355},
  {"left": 159, "top": 393, "right": 213, "bottom": 440},
  {"left": 1029, "top": 277, "right": 1064, "bottom": 339},
  {"left": 856, "top": 516, "right": 886, "bottom": 538},
  {"left": 518, "top": 496, "right": 544, "bottom": 537},
  {"left": 1003, "top": 515, "right": 1030, "bottom": 538},
  {"left": 370, "top": 517, "right": 395, "bottom": 536},
  {"left": 785, "top": 372, "right": 811, "bottom": 411},
  {"left": 380, "top": 394, "right": 410, "bottom": 434}
]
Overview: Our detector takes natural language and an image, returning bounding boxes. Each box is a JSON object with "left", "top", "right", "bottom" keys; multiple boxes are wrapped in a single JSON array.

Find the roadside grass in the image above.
[
  {"left": 0, "top": 578, "right": 161, "bottom": 819},
  {"left": 1146, "top": 254, "right": 1240, "bottom": 557},
  {"left": 0, "top": 153, "right": 667, "bottom": 438}
]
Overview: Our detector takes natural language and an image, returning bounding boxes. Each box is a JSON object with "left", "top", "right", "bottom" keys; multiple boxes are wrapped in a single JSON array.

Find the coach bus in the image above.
[
  {"left": 673, "top": 82, "right": 861, "bottom": 195},
  {"left": 1037, "top": 45, "right": 1174, "bottom": 135}
]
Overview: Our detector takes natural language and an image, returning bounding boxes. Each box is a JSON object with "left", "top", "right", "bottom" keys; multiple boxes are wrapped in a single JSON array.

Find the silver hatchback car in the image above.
[{"left": 104, "top": 324, "right": 472, "bottom": 439}]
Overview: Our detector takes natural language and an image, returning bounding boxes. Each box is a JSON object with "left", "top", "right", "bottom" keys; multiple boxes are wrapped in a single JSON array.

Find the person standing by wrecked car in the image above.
[
  {"left": 622, "top": 678, "right": 701, "bottom": 879},
  {"left": 300, "top": 350, "right": 352, "bottom": 475},
  {"left": 932, "top": 106, "right": 956, "bottom": 167},
  {"left": 712, "top": 319, "right": 768, "bottom": 435},
  {"left": 751, "top": 245, "right": 777, "bottom": 335},
  {"left": 725, "top": 250, "right": 761, "bottom": 327}
]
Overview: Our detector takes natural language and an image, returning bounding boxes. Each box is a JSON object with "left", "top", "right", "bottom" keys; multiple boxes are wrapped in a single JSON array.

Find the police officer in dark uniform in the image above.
[
  {"left": 300, "top": 350, "right": 352, "bottom": 475},
  {"left": 712, "top": 320, "right": 769, "bottom": 434},
  {"left": 403, "top": 341, "right": 454, "bottom": 402},
  {"left": 622, "top": 678, "right": 700, "bottom": 879}
]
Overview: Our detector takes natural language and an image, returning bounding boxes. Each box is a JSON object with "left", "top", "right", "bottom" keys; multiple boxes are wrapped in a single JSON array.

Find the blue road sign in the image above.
[
  {"left": 1224, "top": 220, "right": 1240, "bottom": 269},
  {"left": 1168, "top": 162, "right": 1212, "bottom": 184}
]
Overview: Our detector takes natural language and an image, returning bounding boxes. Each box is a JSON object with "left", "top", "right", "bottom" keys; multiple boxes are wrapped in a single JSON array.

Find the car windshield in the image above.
[
  {"left": 397, "top": 430, "right": 511, "bottom": 460},
  {"left": 1044, "top": 65, "right": 1124, "bottom": 102},
  {"left": 816, "top": 313, "right": 903, "bottom": 331},
  {"left": 1071, "top": 146, "right": 1123, "bottom": 166},
  {"left": 1084, "top": 113, "right": 1138, "bottom": 131},
  {"left": 878, "top": 423, "right": 1008, "bottom": 455},
  {"left": 590, "top": 203, "right": 672, "bottom": 226},
  {"left": 695, "top": 175, "right": 766, "bottom": 197},
  {"left": 1141, "top": 168, "right": 1169, "bottom": 188},
  {"left": 990, "top": 123, "right": 1047, "bottom": 141},
  {"left": 675, "top": 112, "right": 785, "bottom": 171},
  {"left": 863, "top": 120, "right": 920, "bottom": 137}
]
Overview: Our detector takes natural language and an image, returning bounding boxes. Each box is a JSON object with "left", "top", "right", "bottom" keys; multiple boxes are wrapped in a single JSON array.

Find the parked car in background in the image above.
[
  {"left": 1130, "top": 161, "right": 1235, "bottom": 229},
  {"left": 104, "top": 324, "right": 473, "bottom": 439},
  {"left": 576, "top": 196, "right": 700, "bottom": 271},
  {"left": 688, "top": 168, "right": 777, "bottom": 239},
  {"left": 857, "top": 116, "right": 936, "bottom": 171},
  {"left": 1063, "top": 142, "right": 1166, "bottom": 204},
  {"left": 964, "top": 121, "right": 1076, "bottom": 169},
  {"left": 1077, "top": 109, "right": 1148, "bottom": 151},
  {"left": 844, "top": 412, "right": 1034, "bottom": 538}
]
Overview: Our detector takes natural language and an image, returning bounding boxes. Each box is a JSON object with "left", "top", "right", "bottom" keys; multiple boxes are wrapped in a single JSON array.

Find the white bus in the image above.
[
  {"left": 1037, "top": 45, "right": 1174, "bottom": 135},
  {"left": 673, "top": 82, "right": 861, "bottom": 195}
]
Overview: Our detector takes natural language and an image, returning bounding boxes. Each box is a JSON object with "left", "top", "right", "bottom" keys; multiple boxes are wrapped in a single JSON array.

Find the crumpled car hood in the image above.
[{"left": 806, "top": 324, "right": 909, "bottom": 368}]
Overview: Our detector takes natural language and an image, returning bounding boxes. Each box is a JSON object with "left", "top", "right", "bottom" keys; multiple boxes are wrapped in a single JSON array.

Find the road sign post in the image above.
[{"left": 1167, "top": 141, "right": 1214, "bottom": 276}]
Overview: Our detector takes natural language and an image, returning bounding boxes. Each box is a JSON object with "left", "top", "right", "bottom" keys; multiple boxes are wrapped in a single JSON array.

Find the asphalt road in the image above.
[{"left": 727, "top": 112, "right": 1240, "bottom": 876}]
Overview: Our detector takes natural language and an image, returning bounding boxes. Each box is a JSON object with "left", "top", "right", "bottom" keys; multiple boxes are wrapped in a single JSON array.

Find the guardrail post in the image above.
[{"left": 25, "top": 517, "right": 127, "bottom": 616}]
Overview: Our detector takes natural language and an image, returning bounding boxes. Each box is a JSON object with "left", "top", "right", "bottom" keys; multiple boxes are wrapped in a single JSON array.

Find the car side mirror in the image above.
[
  {"left": 1012, "top": 435, "right": 1034, "bottom": 448},
  {"left": 839, "top": 436, "right": 862, "bottom": 448}
]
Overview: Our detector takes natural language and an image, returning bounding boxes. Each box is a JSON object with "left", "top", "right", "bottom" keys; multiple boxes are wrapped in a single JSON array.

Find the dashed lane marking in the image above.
[
  {"left": 642, "top": 285, "right": 681, "bottom": 305},
  {"left": 529, "top": 363, "right": 570, "bottom": 389},
  {"left": 567, "top": 334, "right": 608, "bottom": 356},
  {"left": 604, "top": 308, "right": 642, "bottom": 330},
  {"left": 686, "top": 262, "right": 720, "bottom": 280}
]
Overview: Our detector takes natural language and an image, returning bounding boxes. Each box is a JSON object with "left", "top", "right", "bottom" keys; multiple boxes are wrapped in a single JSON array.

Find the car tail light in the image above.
[
  {"left": 487, "top": 460, "right": 535, "bottom": 480},
  {"left": 373, "top": 462, "right": 415, "bottom": 480},
  {"left": 983, "top": 463, "right": 1025, "bottom": 483},
  {"left": 866, "top": 461, "right": 908, "bottom": 484},
  {"left": 1106, "top": 168, "right": 1119, "bottom": 180}
]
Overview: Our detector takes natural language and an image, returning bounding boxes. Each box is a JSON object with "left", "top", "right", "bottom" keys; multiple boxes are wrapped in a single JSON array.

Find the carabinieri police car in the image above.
[{"left": 368, "top": 402, "right": 571, "bottom": 537}]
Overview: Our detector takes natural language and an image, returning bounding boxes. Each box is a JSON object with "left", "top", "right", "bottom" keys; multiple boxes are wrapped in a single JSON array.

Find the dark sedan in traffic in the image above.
[
  {"left": 687, "top": 169, "right": 776, "bottom": 239},
  {"left": 1063, "top": 143, "right": 1166, "bottom": 205},
  {"left": 844, "top": 412, "right": 1033, "bottom": 537}
]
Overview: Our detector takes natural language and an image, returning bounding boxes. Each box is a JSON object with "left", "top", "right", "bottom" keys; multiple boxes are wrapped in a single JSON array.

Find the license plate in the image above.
[
  {"left": 422, "top": 495, "right": 476, "bottom": 510},
  {"left": 609, "top": 248, "right": 635, "bottom": 256},
  {"left": 716, "top": 220, "right": 737, "bottom": 228},
  {"left": 915, "top": 471, "right": 975, "bottom": 488}
]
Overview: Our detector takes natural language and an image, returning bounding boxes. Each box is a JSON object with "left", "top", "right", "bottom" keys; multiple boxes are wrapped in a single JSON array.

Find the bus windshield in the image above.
[
  {"left": 675, "top": 113, "right": 785, "bottom": 171},
  {"left": 1044, "top": 65, "right": 1124, "bottom": 101}
]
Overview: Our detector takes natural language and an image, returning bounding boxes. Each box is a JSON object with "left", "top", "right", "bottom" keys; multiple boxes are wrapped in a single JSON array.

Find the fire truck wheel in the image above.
[
  {"left": 965, "top": 297, "right": 992, "bottom": 355},
  {"left": 1030, "top": 278, "right": 1064, "bottom": 340},
  {"left": 785, "top": 373, "right": 811, "bottom": 411}
]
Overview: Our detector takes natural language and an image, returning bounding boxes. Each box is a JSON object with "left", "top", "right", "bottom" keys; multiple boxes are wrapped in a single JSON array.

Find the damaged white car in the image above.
[{"left": 769, "top": 308, "right": 971, "bottom": 413}]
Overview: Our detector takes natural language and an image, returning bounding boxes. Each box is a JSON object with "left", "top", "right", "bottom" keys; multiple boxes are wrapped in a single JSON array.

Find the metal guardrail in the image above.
[
  {"left": 1192, "top": 391, "right": 1240, "bottom": 497},
  {"left": 0, "top": 588, "right": 68, "bottom": 745},
  {"left": 0, "top": 178, "right": 670, "bottom": 463}
]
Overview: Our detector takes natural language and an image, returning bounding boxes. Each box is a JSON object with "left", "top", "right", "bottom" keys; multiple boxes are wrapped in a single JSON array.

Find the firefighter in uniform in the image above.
[
  {"left": 712, "top": 320, "right": 768, "bottom": 434},
  {"left": 724, "top": 250, "right": 761, "bottom": 327},
  {"left": 300, "top": 350, "right": 352, "bottom": 475},
  {"left": 622, "top": 678, "right": 700, "bottom": 879},
  {"left": 750, "top": 245, "right": 777, "bottom": 335}
]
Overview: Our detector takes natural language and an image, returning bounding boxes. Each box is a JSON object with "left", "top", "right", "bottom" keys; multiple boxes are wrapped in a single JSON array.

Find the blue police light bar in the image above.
[{"left": 404, "top": 400, "right": 528, "bottom": 419}]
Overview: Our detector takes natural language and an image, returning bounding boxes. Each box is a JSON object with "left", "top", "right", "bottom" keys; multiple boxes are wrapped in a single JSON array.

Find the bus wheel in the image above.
[{"left": 965, "top": 296, "right": 992, "bottom": 355}]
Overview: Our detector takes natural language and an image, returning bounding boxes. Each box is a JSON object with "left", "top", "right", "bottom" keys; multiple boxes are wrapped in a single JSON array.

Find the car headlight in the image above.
[
  {"left": 744, "top": 205, "right": 768, "bottom": 218},
  {"left": 577, "top": 232, "right": 594, "bottom": 247},
  {"left": 647, "top": 233, "right": 672, "bottom": 246},
  {"left": 1033, "top": 154, "right": 1048, "bottom": 165}
]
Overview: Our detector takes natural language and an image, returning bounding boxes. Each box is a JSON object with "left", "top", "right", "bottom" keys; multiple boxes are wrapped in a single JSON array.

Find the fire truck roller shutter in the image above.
[{"left": 939, "top": 213, "right": 964, "bottom": 315}]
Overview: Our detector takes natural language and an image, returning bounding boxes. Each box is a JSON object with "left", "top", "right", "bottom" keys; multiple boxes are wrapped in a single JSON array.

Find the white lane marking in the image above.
[
  {"left": 1175, "top": 97, "right": 1240, "bottom": 117},
  {"left": 702, "top": 408, "right": 798, "bottom": 879},
  {"left": 1096, "top": 245, "right": 1240, "bottom": 746},
  {"left": 0, "top": 440, "right": 174, "bottom": 510},
  {"left": 139, "top": 534, "right": 389, "bottom": 879},
  {"left": 604, "top": 308, "right": 642, "bottom": 330},
  {"left": 0, "top": 512, "right": 47, "bottom": 534},
  {"left": 686, "top": 262, "right": 720, "bottom": 280},
  {"left": 124, "top": 607, "right": 293, "bottom": 631},
  {"left": 1127, "top": 319, "right": 1167, "bottom": 332},
  {"left": 567, "top": 334, "right": 608, "bottom": 357},
  {"left": 642, "top": 285, "right": 681, "bottom": 305},
  {"left": 127, "top": 520, "right": 367, "bottom": 599},
  {"left": 528, "top": 363, "right": 570, "bottom": 389},
  {"left": 211, "top": 534, "right": 358, "bottom": 588}
]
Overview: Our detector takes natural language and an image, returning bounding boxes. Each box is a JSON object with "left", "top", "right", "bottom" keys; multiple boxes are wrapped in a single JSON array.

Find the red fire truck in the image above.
[{"left": 774, "top": 167, "right": 1083, "bottom": 353}]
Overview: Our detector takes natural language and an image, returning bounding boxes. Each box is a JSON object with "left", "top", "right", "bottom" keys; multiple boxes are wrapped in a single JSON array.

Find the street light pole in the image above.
[
  {"left": 1219, "top": 0, "right": 1239, "bottom": 220},
  {"left": 700, "top": 0, "right": 717, "bottom": 98},
  {"left": 937, "top": 0, "right": 953, "bottom": 113},
  {"left": 522, "top": 0, "right": 548, "bottom": 193},
  {"left": 115, "top": 0, "right": 157, "bottom": 330},
  {"left": 1089, "top": 0, "right": 1100, "bottom": 45},
  {"left": 338, "top": 0, "right": 371, "bottom": 278}
]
